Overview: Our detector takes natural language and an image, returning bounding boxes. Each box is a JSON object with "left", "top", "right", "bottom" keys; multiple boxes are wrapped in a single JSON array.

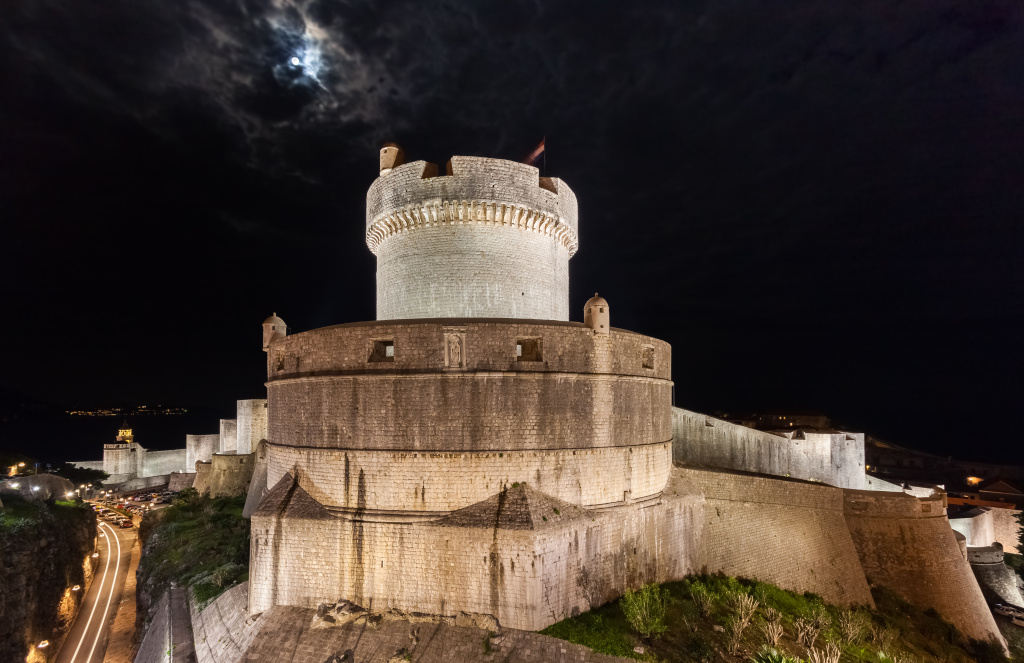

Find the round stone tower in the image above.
[{"left": 366, "top": 153, "right": 579, "bottom": 321}]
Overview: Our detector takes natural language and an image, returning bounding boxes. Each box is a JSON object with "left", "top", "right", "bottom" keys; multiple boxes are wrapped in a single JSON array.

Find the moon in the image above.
[{"left": 291, "top": 56, "right": 301, "bottom": 66}]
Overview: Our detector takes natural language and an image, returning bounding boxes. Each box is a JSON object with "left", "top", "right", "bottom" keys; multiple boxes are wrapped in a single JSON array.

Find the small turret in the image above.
[
  {"left": 262, "top": 313, "right": 287, "bottom": 351},
  {"left": 379, "top": 142, "right": 405, "bottom": 176},
  {"left": 583, "top": 294, "right": 609, "bottom": 333}
]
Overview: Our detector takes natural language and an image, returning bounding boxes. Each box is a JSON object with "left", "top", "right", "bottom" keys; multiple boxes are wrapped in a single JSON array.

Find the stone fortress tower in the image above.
[
  {"left": 245, "top": 146, "right": 1005, "bottom": 649},
  {"left": 249, "top": 148, "right": 699, "bottom": 629}
]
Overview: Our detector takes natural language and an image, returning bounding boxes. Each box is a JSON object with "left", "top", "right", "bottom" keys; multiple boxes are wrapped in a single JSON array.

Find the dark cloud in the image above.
[{"left": 1, "top": 0, "right": 1022, "bottom": 461}]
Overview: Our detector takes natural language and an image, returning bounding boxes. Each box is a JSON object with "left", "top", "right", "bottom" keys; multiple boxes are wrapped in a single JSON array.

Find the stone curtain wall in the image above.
[
  {"left": 103, "top": 444, "right": 135, "bottom": 477},
  {"left": 267, "top": 321, "right": 671, "bottom": 453},
  {"left": 218, "top": 419, "right": 237, "bottom": 454},
  {"left": 671, "top": 408, "right": 866, "bottom": 489},
  {"left": 266, "top": 442, "right": 672, "bottom": 513},
  {"left": 990, "top": 507, "right": 1022, "bottom": 555},
  {"left": 949, "top": 508, "right": 996, "bottom": 547},
  {"left": 674, "top": 466, "right": 874, "bottom": 607},
  {"left": 167, "top": 472, "right": 196, "bottom": 492},
  {"left": 235, "top": 399, "right": 267, "bottom": 456},
  {"left": 141, "top": 449, "right": 187, "bottom": 477},
  {"left": 133, "top": 592, "right": 169, "bottom": 663},
  {"left": 366, "top": 157, "right": 578, "bottom": 321},
  {"left": 186, "top": 434, "right": 219, "bottom": 470},
  {"left": 843, "top": 490, "right": 1005, "bottom": 647},
  {"left": 249, "top": 481, "right": 702, "bottom": 631}
]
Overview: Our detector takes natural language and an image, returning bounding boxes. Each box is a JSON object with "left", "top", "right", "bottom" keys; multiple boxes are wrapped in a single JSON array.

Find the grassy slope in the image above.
[
  {"left": 542, "top": 574, "right": 1022, "bottom": 663},
  {"left": 137, "top": 493, "right": 249, "bottom": 608}
]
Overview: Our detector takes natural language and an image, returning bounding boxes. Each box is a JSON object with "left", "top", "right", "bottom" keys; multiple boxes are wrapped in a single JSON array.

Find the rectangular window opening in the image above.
[
  {"left": 516, "top": 338, "right": 542, "bottom": 362},
  {"left": 642, "top": 346, "right": 655, "bottom": 370},
  {"left": 369, "top": 340, "right": 395, "bottom": 363}
]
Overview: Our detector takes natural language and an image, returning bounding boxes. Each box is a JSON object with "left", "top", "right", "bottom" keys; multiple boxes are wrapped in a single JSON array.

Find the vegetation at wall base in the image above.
[
  {"left": 541, "top": 573, "right": 1022, "bottom": 662},
  {"left": 137, "top": 488, "right": 248, "bottom": 618}
]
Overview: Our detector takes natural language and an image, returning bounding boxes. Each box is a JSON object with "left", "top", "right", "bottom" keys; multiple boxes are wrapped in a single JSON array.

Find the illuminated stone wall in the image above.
[
  {"left": 235, "top": 399, "right": 267, "bottom": 455},
  {"left": 186, "top": 434, "right": 219, "bottom": 470},
  {"left": 844, "top": 490, "right": 1005, "bottom": 647},
  {"left": 675, "top": 466, "right": 874, "bottom": 607},
  {"left": 671, "top": 408, "right": 866, "bottom": 489},
  {"left": 218, "top": 419, "right": 237, "bottom": 454}
]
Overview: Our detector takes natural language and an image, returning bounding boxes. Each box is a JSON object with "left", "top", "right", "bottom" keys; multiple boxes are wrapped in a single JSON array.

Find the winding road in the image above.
[{"left": 54, "top": 517, "right": 135, "bottom": 663}]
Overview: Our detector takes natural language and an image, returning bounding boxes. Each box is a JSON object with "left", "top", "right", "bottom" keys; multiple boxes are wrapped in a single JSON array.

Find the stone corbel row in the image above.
[{"left": 365, "top": 199, "right": 579, "bottom": 256}]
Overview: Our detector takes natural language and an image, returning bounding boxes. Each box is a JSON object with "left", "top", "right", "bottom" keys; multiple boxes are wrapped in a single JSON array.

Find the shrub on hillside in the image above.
[{"left": 620, "top": 583, "right": 669, "bottom": 638}]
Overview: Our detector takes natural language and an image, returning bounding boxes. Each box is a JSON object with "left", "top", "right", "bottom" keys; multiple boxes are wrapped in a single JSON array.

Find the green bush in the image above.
[{"left": 620, "top": 583, "right": 669, "bottom": 638}]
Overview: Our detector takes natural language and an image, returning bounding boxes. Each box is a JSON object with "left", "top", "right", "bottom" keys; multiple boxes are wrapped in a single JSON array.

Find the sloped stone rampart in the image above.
[
  {"left": 193, "top": 452, "right": 255, "bottom": 498},
  {"left": 674, "top": 466, "right": 874, "bottom": 607},
  {"left": 990, "top": 507, "right": 1021, "bottom": 555},
  {"left": 190, "top": 582, "right": 268, "bottom": 663},
  {"left": 843, "top": 490, "right": 1006, "bottom": 647},
  {"left": 249, "top": 474, "right": 702, "bottom": 631}
]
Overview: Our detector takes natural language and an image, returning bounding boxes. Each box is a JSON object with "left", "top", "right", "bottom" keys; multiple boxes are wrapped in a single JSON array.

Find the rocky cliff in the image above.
[{"left": 0, "top": 495, "right": 96, "bottom": 662}]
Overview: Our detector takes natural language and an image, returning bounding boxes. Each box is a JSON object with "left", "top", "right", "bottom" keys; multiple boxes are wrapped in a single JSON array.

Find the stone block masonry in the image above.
[
  {"left": 235, "top": 399, "right": 267, "bottom": 455},
  {"left": 675, "top": 466, "right": 874, "bottom": 607},
  {"left": 249, "top": 472, "right": 703, "bottom": 631},
  {"left": 843, "top": 490, "right": 1005, "bottom": 647},
  {"left": 672, "top": 408, "right": 866, "bottom": 489}
]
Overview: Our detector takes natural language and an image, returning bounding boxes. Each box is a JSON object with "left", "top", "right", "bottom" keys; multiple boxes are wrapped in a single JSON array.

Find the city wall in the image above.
[
  {"left": 186, "top": 434, "right": 219, "bottom": 470},
  {"left": 235, "top": 399, "right": 267, "bottom": 455},
  {"left": 967, "top": 544, "right": 1024, "bottom": 607},
  {"left": 671, "top": 408, "right": 866, "bottom": 489},
  {"left": 949, "top": 508, "right": 996, "bottom": 548},
  {"left": 674, "top": 466, "right": 873, "bottom": 607},
  {"left": 990, "top": 507, "right": 1021, "bottom": 555},
  {"left": 141, "top": 449, "right": 186, "bottom": 477},
  {"left": 843, "top": 490, "right": 1005, "bottom": 646},
  {"left": 218, "top": 419, "right": 237, "bottom": 454},
  {"left": 167, "top": 472, "right": 196, "bottom": 492},
  {"left": 194, "top": 452, "right": 256, "bottom": 498}
]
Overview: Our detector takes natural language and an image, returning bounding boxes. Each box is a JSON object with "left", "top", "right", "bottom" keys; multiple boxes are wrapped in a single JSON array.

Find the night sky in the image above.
[{"left": 2, "top": 0, "right": 1022, "bottom": 463}]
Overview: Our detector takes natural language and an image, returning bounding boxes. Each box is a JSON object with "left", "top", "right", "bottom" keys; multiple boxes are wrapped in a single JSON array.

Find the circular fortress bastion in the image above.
[
  {"left": 265, "top": 319, "right": 672, "bottom": 516},
  {"left": 366, "top": 156, "right": 579, "bottom": 321}
]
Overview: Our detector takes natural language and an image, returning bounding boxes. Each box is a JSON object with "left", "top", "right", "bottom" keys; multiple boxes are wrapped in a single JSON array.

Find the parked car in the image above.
[
  {"left": 994, "top": 604, "right": 1016, "bottom": 617},
  {"left": 1012, "top": 614, "right": 1024, "bottom": 628},
  {"left": 118, "top": 519, "right": 133, "bottom": 529}
]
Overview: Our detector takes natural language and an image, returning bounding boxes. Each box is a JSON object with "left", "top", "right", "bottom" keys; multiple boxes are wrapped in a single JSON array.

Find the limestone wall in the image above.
[
  {"left": 268, "top": 321, "right": 671, "bottom": 453},
  {"left": 990, "top": 507, "right": 1021, "bottom": 555},
  {"left": 674, "top": 466, "right": 873, "bottom": 607},
  {"left": 167, "top": 472, "right": 196, "bottom": 492},
  {"left": 218, "top": 420, "right": 237, "bottom": 454},
  {"left": 235, "top": 399, "right": 267, "bottom": 455},
  {"left": 104, "top": 444, "right": 136, "bottom": 476},
  {"left": 266, "top": 441, "right": 672, "bottom": 513},
  {"left": 950, "top": 508, "right": 996, "bottom": 547},
  {"left": 843, "top": 490, "right": 1005, "bottom": 646},
  {"left": 249, "top": 475, "right": 702, "bottom": 631},
  {"left": 117, "top": 475, "right": 169, "bottom": 493},
  {"left": 133, "top": 592, "right": 169, "bottom": 663},
  {"left": 366, "top": 157, "right": 578, "bottom": 321},
  {"left": 671, "top": 408, "right": 866, "bottom": 489},
  {"left": 186, "top": 435, "right": 219, "bottom": 470},
  {"left": 193, "top": 453, "right": 255, "bottom": 498},
  {"left": 189, "top": 582, "right": 268, "bottom": 663},
  {"left": 141, "top": 449, "right": 186, "bottom": 477},
  {"left": 71, "top": 460, "right": 104, "bottom": 472}
]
